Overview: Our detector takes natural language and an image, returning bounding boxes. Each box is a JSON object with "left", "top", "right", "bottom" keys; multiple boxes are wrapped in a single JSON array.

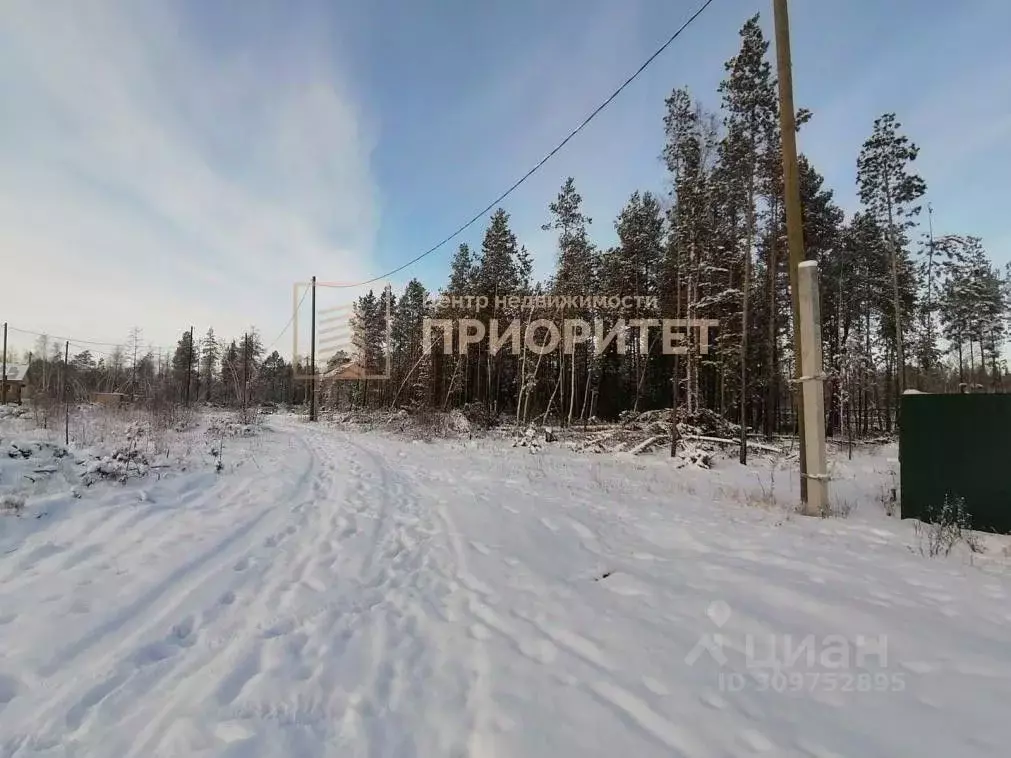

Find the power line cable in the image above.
[
  {"left": 326, "top": 0, "right": 718, "bottom": 289},
  {"left": 264, "top": 287, "right": 310, "bottom": 353},
  {"left": 7, "top": 325, "right": 172, "bottom": 354}
]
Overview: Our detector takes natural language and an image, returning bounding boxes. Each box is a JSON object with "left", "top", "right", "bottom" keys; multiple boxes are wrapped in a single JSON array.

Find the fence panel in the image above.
[{"left": 901, "top": 393, "right": 1011, "bottom": 534}]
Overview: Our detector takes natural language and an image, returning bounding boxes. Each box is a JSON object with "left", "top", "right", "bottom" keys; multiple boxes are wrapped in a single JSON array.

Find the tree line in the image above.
[
  {"left": 16, "top": 328, "right": 305, "bottom": 409},
  {"left": 334, "top": 13, "right": 1009, "bottom": 437}
]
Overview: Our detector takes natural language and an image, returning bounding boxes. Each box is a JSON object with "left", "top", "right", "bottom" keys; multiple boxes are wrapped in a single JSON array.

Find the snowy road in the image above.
[{"left": 1, "top": 419, "right": 1009, "bottom": 757}]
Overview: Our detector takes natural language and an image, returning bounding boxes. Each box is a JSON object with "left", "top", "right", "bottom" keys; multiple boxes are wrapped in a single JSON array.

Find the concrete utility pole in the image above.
[
  {"left": 773, "top": 0, "right": 810, "bottom": 503},
  {"left": 798, "top": 261, "right": 828, "bottom": 514},
  {"left": 310, "top": 275, "right": 317, "bottom": 422}
]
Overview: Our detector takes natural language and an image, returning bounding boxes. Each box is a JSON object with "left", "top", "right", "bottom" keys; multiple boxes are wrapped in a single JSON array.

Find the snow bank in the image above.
[{"left": 0, "top": 405, "right": 265, "bottom": 525}]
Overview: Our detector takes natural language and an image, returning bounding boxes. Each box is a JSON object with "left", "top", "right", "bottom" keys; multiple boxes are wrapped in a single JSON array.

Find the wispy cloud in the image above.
[{"left": 0, "top": 1, "right": 377, "bottom": 352}]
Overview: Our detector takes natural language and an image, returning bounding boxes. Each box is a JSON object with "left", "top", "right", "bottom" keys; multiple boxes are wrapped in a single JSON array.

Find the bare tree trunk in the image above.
[
  {"left": 580, "top": 356, "right": 592, "bottom": 420},
  {"left": 739, "top": 190, "right": 755, "bottom": 465},
  {"left": 686, "top": 240, "right": 700, "bottom": 416},
  {"left": 884, "top": 189, "right": 906, "bottom": 398},
  {"left": 567, "top": 345, "right": 578, "bottom": 425},
  {"left": 765, "top": 222, "right": 778, "bottom": 438},
  {"left": 541, "top": 348, "right": 563, "bottom": 426},
  {"left": 558, "top": 352, "right": 567, "bottom": 426}
]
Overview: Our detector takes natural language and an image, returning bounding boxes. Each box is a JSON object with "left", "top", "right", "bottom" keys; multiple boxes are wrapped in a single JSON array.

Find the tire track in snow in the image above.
[
  {"left": 331, "top": 434, "right": 496, "bottom": 756},
  {"left": 0, "top": 467, "right": 266, "bottom": 599},
  {"left": 0, "top": 427, "right": 321, "bottom": 754},
  {"left": 434, "top": 495, "right": 498, "bottom": 755},
  {"left": 114, "top": 425, "right": 396, "bottom": 756},
  {"left": 115, "top": 428, "right": 342, "bottom": 757}
]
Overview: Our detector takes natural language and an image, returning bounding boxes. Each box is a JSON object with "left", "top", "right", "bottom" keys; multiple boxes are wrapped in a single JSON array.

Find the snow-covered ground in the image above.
[{"left": 1, "top": 408, "right": 1010, "bottom": 757}]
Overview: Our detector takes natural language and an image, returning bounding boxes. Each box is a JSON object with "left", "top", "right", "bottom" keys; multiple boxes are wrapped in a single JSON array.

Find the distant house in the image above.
[
  {"left": 323, "top": 361, "right": 367, "bottom": 381},
  {"left": 1, "top": 364, "right": 30, "bottom": 404},
  {"left": 92, "top": 392, "right": 127, "bottom": 407}
]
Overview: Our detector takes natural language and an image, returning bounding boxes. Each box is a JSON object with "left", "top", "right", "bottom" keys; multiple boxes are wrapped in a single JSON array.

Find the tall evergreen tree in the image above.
[
  {"left": 200, "top": 328, "right": 219, "bottom": 401},
  {"left": 171, "top": 329, "right": 197, "bottom": 401},
  {"left": 718, "top": 13, "right": 778, "bottom": 462},
  {"left": 543, "top": 179, "right": 595, "bottom": 423},
  {"left": 857, "top": 113, "right": 927, "bottom": 397}
]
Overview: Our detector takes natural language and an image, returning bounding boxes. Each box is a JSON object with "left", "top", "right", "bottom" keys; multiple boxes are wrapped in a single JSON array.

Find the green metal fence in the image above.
[{"left": 900, "top": 392, "right": 1011, "bottom": 535}]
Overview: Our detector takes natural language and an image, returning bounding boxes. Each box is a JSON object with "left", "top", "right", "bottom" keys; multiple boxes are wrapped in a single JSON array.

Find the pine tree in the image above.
[
  {"left": 718, "top": 14, "right": 778, "bottom": 462},
  {"left": 543, "top": 179, "right": 595, "bottom": 423},
  {"left": 391, "top": 279, "right": 432, "bottom": 407},
  {"left": 200, "top": 328, "right": 219, "bottom": 401},
  {"left": 440, "top": 243, "right": 476, "bottom": 408},
  {"left": 171, "top": 330, "right": 197, "bottom": 401},
  {"left": 220, "top": 341, "right": 240, "bottom": 405},
  {"left": 611, "top": 190, "right": 664, "bottom": 411},
  {"left": 857, "top": 113, "right": 927, "bottom": 398},
  {"left": 476, "top": 208, "right": 522, "bottom": 412}
]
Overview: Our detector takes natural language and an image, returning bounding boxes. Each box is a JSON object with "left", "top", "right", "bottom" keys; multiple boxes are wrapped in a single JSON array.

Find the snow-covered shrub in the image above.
[
  {"left": 512, "top": 427, "right": 541, "bottom": 450},
  {"left": 822, "top": 498, "right": 854, "bottom": 518},
  {"left": 459, "top": 402, "right": 495, "bottom": 429},
  {"left": 447, "top": 409, "right": 471, "bottom": 434},
  {"left": 205, "top": 418, "right": 260, "bottom": 439},
  {"left": 915, "top": 494, "right": 983, "bottom": 557},
  {"left": 673, "top": 443, "right": 712, "bottom": 470},
  {"left": 81, "top": 444, "right": 150, "bottom": 486},
  {"left": 511, "top": 426, "right": 554, "bottom": 449}
]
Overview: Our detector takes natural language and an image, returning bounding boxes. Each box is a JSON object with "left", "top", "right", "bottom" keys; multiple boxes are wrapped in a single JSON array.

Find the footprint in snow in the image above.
[
  {"left": 215, "top": 720, "right": 256, "bottom": 744},
  {"left": 540, "top": 517, "right": 558, "bottom": 532}
]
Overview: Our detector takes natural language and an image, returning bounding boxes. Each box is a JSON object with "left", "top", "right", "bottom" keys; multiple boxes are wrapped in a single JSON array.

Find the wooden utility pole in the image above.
[
  {"left": 773, "top": 0, "right": 809, "bottom": 502},
  {"left": 798, "top": 262, "right": 828, "bottom": 514},
  {"left": 64, "top": 340, "right": 70, "bottom": 446},
  {"left": 292, "top": 282, "right": 300, "bottom": 404},
  {"left": 310, "top": 276, "right": 317, "bottom": 422},
  {"left": 1, "top": 322, "right": 7, "bottom": 405}
]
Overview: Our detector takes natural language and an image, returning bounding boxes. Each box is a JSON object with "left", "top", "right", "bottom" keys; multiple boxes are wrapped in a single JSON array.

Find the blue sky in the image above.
[{"left": 1, "top": 0, "right": 1008, "bottom": 357}]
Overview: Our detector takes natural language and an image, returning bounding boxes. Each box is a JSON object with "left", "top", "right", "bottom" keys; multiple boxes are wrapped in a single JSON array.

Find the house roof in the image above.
[
  {"left": 323, "top": 361, "right": 367, "bottom": 381},
  {"left": 2, "top": 364, "right": 29, "bottom": 383}
]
